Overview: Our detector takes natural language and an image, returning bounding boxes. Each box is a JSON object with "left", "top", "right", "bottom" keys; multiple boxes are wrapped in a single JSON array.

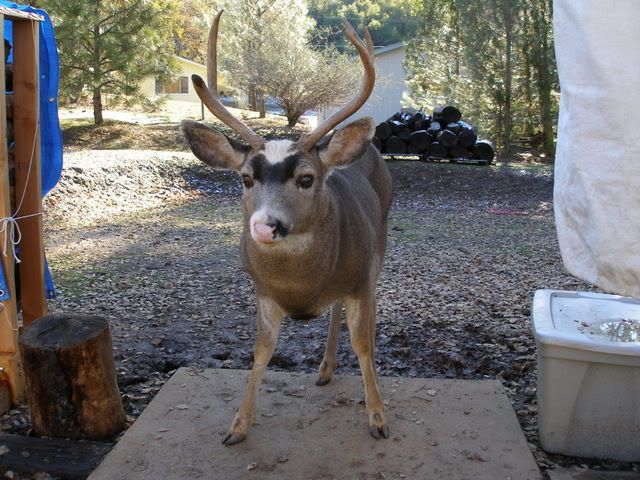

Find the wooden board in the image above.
[
  {"left": 0, "top": 15, "right": 24, "bottom": 405},
  {"left": 12, "top": 19, "right": 47, "bottom": 328},
  {"left": 0, "top": 7, "right": 44, "bottom": 22},
  {"left": 381, "top": 153, "right": 490, "bottom": 165},
  {"left": 0, "top": 433, "right": 112, "bottom": 479}
]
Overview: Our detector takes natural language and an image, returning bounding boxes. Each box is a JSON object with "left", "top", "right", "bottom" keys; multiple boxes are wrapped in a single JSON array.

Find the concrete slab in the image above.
[{"left": 90, "top": 368, "right": 541, "bottom": 480}]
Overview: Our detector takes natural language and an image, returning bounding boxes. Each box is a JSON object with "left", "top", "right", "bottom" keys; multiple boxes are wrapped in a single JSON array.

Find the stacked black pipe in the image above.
[{"left": 373, "top": 105, "right": 495, "bottom": 163}]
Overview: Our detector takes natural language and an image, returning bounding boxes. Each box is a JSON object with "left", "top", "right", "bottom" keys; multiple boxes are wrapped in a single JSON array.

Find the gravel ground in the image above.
[{"left": 2, "top": 150, "right": 638, "bottom": 478}]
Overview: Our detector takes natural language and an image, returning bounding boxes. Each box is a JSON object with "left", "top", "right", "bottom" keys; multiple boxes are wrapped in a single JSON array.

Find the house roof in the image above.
[
  {"left": 173, "top": 55, "right": 206, "bottom": 69},
  {"left": 374, "top": 42, "right": 404, "bottom": 56}
]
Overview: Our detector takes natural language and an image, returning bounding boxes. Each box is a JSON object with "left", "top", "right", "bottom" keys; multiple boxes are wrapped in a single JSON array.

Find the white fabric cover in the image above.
[{"left": 554, "top": 0, "right": 640, "bottom": 298}]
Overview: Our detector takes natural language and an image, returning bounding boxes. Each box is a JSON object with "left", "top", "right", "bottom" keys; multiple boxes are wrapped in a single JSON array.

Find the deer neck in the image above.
[{"left": 241, "top": 187, "right": 340, "bottom": 291}]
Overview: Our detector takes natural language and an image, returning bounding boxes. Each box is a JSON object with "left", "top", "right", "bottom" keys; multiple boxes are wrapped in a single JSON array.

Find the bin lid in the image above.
[{"left": 532, "top": 289, "right": 640, "bottom": 356}]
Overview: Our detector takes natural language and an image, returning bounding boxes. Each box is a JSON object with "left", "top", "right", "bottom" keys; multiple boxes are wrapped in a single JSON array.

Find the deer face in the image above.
[{"left": 181, "top": 117, "right": 375, "bottom": 245}]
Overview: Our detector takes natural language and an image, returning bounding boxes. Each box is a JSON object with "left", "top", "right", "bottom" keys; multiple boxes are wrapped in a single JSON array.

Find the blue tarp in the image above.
[
  {"left": 1, "top": 1, "right": 60, "bottom": 299},
  {"left": 2, "top": 0, "right": 62, "bottom": 196}
]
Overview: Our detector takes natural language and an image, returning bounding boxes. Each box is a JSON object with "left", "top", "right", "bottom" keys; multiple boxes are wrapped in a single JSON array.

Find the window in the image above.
[{"left": 155, "top": 76, "right": 189, "bottom": 94}]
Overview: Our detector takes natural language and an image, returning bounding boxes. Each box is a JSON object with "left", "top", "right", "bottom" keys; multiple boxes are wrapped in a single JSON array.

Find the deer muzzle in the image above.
[{"left": 250, "top": 211, "right": 290, "bottom": 244}]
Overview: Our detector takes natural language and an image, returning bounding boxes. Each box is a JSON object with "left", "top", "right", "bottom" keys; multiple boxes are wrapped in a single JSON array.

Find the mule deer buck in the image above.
[{"left": 181, "top": 11, "right": 392, "bottom": 445}]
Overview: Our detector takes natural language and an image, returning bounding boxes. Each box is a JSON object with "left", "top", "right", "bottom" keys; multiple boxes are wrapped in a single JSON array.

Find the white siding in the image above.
[
  {"left": 319, "top": 46, "right": 409, "bottom": 128},
  {"left": 140, "top": 57, "right": 208, "bottom": 103}
]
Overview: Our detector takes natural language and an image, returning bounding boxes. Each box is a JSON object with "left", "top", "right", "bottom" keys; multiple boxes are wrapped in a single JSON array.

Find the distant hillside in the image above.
[{"left": 306, "top": 0, "right": 417, "bottom": 49}]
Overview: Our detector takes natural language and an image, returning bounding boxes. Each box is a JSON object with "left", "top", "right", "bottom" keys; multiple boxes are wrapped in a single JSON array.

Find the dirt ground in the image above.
[{"left": 2, "top": 142, "right": 639, "bottom": 478}]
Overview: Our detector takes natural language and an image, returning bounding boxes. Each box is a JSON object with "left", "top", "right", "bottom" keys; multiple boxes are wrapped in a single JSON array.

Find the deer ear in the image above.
[
  {"left": 181, "top": 120, "right": 249, "bottom": 171},
  {"left": 317, "top": 117, "right": 375, "bottom": 168}
]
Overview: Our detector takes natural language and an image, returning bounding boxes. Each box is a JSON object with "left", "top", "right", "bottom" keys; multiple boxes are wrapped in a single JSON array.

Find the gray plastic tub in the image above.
[{"left": 532, "top": 289, "right": 640, "bottom": 461}]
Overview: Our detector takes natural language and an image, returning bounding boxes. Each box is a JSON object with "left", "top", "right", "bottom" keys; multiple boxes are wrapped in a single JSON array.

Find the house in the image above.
[
  {"left": 317, "top": 43, "right": 409, "bottom": 127},
  {"left": 139, "top": 55, "right": 208, "bottom": 103}
]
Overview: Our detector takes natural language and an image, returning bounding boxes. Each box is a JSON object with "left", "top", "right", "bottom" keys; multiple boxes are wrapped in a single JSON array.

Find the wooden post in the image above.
[
  {"left": 13, "top": 18, "right": 47, "bottom": 328},
  {"left": 20, "top": 314, "right": 126, "bottom": 440},
  {"left": 0, "top": 14, "right": 25, "bottom": 406}
]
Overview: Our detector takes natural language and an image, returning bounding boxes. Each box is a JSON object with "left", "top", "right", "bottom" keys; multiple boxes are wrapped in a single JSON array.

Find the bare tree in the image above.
[
  {"left": 218, "top": 0, "right": 311, "bottom": 117},
  {"left": 261, "top": 43, "right": 360, "bottom": 127}
]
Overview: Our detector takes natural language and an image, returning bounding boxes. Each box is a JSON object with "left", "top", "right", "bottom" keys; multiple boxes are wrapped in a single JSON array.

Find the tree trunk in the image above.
[
  {"left": 523, "top": 39, "right": 535, "bottom": 137},
  {"left": 534, "top": 0, "right": 556, "bottom": 158},
  {"left": 258, "top": 94, "right": 266, "bottom": 118},
  {"left": 92, "top": 0, "right": 103, "bottom": 125},
  {"left": 248, "top": 85, "right": 257, "bottom": 111},
  {"left": 92, "top": 89, "right": 103, "bottom": 125},
  {"left": 502, "top": 0, "right": 514, "bottom": 157},
  {"left": 453, "top": 3, "right": 461, "bottom": 76},
  {"left": 19, "top": 314, "right": 126, "bottom": 440},
  {"left": 286, "top": 112, "right": 300, "bottom": 127}
]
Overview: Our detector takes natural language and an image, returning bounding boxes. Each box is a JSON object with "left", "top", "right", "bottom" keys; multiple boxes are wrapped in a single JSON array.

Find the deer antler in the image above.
[
  {"left": 191, "top": 11, "right": 265, "bottom": 151},
  {"left": 296, "top": 21, "right": 376, "bottom": 152}
]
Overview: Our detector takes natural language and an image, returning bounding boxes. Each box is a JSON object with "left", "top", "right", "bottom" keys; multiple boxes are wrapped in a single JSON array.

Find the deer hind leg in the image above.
[
  {"left": 317, "top": 300, "right": 343, "bottom": 386},
  {"left": 345, "top": 293, "right": 389, "bottom": 439},
  {"left": 223, "top": 296, "right": 283, "bottom": 446}
]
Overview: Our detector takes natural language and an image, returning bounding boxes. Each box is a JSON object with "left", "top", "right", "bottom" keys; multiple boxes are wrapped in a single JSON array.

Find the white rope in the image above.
[
  {"left": 0, "top": 216, "right": 21, "bottom": 264},
  {"left": 0, "top": 212, "right": 42, "bottom": 264}
]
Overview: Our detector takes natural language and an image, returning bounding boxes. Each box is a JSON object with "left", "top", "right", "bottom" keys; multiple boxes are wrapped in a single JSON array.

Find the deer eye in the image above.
[
  {"left": 297, "top": 175, "right": 314, "bottom": 189},
  {"left": 242, "top": 175, "right": 254, "bottom": 189}
]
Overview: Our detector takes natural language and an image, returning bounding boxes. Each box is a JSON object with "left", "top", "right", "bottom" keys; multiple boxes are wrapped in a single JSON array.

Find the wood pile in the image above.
[{"left": 373, "top": 105, "right": 495, "bottom": 163}]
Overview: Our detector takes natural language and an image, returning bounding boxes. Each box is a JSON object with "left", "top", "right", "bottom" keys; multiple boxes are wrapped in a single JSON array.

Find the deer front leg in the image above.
[
  {"left": 317, "top": 300, "right": 343, "bottom": 386},
  {"left": 345, "top": 293, "right": 389, "bottom": 440},
  {"left": 223, "top": 296, "right": 283, "bottom": 446}
]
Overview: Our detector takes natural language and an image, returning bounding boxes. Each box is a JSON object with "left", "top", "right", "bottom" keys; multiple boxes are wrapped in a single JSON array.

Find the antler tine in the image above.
[
  {"left": 207, "top": 10, "right": 222, "bottom": 93},
  {"left": 297, "top": 20, "right": 376, "bottom": 151},
  {"left": 192, "top": 11, "right": 264, "bottom": 151}
]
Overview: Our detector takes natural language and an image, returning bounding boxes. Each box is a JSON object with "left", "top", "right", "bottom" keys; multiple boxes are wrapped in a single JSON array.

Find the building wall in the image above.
[
  {"left": 318, "top": 47, "right": 409, "bottom": 127},
  {"left": 140, "top": 58, "right": 208, "bottom": 103}
]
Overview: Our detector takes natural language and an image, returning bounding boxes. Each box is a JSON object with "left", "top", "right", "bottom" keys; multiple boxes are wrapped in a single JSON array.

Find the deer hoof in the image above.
[
  {"left": 369, "top": 423, "right": 390, "bottom": 440},
  {"left": 222, "top": 431, "right": 247, "bottom": 446},
  {"left": 368, "top": 412, "right": 390, "bottom": 439},
  {"left": 316, "top": 375, "right": 332, "bottom": 386},
  {"left": 316, "top": 361, "right": 336, "bottom": 386},
  {"left": 222, "top": 415, "right": 250, "bottom": 446}
]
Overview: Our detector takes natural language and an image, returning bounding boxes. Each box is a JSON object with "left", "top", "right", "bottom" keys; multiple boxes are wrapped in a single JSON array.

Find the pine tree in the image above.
[
  {"left": 40, "top": 0, "right": 179, "bottom": 124},
  {"left": 405, "top": 0, "right": 558, "bottom": 159}
]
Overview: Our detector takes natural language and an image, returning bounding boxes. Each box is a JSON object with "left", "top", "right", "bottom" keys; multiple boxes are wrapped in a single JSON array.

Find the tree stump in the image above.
[{"left": 19, "top": 314, "right": 126, "bottom": 440}]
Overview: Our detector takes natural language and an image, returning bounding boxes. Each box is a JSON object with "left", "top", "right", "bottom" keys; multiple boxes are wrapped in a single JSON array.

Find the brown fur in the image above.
[{"left": 182, "top": 117, "right": 393, "bottom": 444}]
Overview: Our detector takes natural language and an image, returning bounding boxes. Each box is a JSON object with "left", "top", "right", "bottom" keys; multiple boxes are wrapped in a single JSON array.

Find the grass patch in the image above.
[
  {"left": 61, "top": 120, "right": 188, "bottom": 151},
  {"left": 61, "top": 112, "right": 310, "bottom": 151}
]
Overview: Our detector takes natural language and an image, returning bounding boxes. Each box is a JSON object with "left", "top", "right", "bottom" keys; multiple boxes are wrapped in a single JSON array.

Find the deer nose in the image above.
[
  {"left": 251, "top": 215, "right": 290, "bottom": 244},
  {"left": 270, "top": 220, "right": 289, "bottom": 238}
]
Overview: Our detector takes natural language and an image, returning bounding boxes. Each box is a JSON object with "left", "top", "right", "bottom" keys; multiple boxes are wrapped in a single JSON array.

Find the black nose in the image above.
[{"left": 267, "top": 220, "right": 289, "bottom": 238}]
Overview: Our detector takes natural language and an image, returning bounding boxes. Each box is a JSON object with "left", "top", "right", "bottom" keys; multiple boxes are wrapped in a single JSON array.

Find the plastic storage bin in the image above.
[{"left": 532, "top": 289, "right": 640, "bottom": 461}]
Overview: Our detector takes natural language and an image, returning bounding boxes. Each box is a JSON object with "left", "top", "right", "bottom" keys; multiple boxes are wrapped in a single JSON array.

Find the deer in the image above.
[{"left": 181, "top": 11, "right": 392, "bottom": 445}]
